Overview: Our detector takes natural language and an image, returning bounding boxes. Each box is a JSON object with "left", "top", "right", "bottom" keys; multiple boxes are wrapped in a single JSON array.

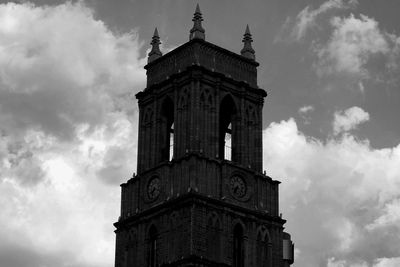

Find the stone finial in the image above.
[
  {"left": 189, "top": 4, "right": 205, "bottom": 40},
  {"left": 148, "top": 27, "right": 162, "bottom": 63},
  {"left": 240, "top": 24, "right": 255, "bottom": 60}
]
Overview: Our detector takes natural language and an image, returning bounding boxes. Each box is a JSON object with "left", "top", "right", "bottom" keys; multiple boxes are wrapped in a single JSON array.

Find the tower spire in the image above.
[
  {"left": 189, "top": 4, "right": 205, "bottom": 40},
  {"left": 148, "top": 27, "right": 162, "bottom": 63},
  {"left": 240, "top": 24, "right": 255, "bottom": 60}
]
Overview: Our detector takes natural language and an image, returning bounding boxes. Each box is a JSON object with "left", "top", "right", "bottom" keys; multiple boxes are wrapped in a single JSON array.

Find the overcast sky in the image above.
[{"left": 0, "top": 0, "right": 399, "bottom": 267}]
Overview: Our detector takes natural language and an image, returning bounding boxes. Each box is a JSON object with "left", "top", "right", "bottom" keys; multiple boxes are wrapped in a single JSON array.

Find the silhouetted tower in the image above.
[{"left": 114, "top": 5, "right": 294, "bottom": 267}]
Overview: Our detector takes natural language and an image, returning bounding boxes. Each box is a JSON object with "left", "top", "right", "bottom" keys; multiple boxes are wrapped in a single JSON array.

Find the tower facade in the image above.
[{"left": 114, "top": 6, "right": 294, "bottom": 267}]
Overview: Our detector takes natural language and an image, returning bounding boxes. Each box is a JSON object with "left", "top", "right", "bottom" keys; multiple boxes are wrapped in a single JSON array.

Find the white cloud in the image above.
[
  {"left": 366, "top": 198, "right": 400, "bottom": 231},
  {"left": 333, "top": 106, "right": 369, "bottom": 135},
  {"left": 299, "top": 105, "right": 315, "bottom": 114},
  {"left": 0, "top": 2, "right": 146, "bottom": 267},
  {"left": 327, "top": 257, "right": 400, "bottom": 267},
  {"left": 315, "top": 14, "right": 389, "bottom": 78},
  {"left": 263, "top": 117, "right": 400, "bottom": 266},
  {"left": 278, "top": 1, "right": 400, "bottom": 93},
  {"left": 0, "top": 2, "right": 145, "bottom": 139},
  {"left": 277, "top": 0, "right": 358, "bottom": 42},
  {"left": 374, "top": 257, "right": 400, "bottom": 267}
]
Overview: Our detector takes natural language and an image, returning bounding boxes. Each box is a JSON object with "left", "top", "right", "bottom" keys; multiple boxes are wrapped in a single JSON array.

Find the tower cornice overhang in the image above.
[
  {"left": 121, "top": 153, "right": 281, "bottom": 188},
  {"left": 114, "top": 190, "right": 286, "bottom": 230},
  {"left": 136, "top": 64, "right": 267, "bottom": 103}
]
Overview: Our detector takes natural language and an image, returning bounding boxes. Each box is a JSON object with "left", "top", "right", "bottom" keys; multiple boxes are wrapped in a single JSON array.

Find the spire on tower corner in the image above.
[
  {"left": 245, "top": 24, "right": 251, "bottom": 35},
  {"left": 240, "top": 24, "right": 255, "bottom": 60},
  {"left": 153, "top": 27, "right": 159, "bottom": 38},
  {"left": 189, "top": 4, "right": 205, "bottom": 41},
  {"left": 148, "top": 27, "right": 162, "bottom": 63}
]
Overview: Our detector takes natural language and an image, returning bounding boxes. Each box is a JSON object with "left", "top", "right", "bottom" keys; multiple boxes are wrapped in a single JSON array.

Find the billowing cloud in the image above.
[
  {"left": 0, "top": 1, "right": 146, "bottom": 183},
  {"left": 315, "top": 14, "right": 389, "bottom": 78},
  {"left": 276, "top": 0, "right": 358, "bottom": 42},
  {"left": 0, "top": 2, "right": 146, "bottom": 267},
  {"left": 295, "top": 0, "right": 358, "bottom": 40},
  {"left": 263, "top": 117, "right": 400, "bottom": 267},
  {"left": 279, "top": 1, "right": 400, "bottom": 94},
  {"left": 333, "top": 106, "right": 369, "bottom": 135},
  {"left": 374, "top": 257, "right": 400, "bottom": 267},
  {"left": 0, "top": 1, "right": 145, "bottom": 138}
]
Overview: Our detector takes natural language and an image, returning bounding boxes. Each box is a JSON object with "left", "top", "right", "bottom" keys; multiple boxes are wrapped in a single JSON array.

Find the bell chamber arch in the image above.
[
  {"left": 159, "top": 96, "right": 174, "bottom": 162},
  {"left": 219, "top": 94, "right": 237, "bottom": 161}
]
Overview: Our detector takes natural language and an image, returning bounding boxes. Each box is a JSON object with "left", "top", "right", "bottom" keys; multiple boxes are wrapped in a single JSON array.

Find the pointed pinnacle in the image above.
[
  {"left": 189, "top": 3, "right": 205, "bottom": 40},
  {"left": 153, "top": 27, "right": 159, "bottom": 38},
  {"left": 241, "top": 24, "right": 255, "bottom": 60},
  {"left": 195, "top": 3, "right": 201, "bottom": 14},
  {"left": 148, "top": 27, "right": 162, "bottom": 63},
  {"left": 150, "top": 27, "right": 161, "bottom": 44},
  {"left": 245, "top": 24, "right": 251, "bottom": 35},
  {"left": 242, "top": 24, "right": 253, "bottom": 41}
]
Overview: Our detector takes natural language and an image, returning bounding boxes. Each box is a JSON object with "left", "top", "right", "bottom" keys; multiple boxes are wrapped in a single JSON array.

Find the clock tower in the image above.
[{"left": 114, "top": 5, "right": 294, "bottom": 267}]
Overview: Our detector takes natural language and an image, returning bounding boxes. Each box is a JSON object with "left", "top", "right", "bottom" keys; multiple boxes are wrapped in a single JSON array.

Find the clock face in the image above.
[
  {"left": 229, "top": 175, "right": 246, "bottom": 198},
  {"left": 147, "top": 177, "right": 161, "bottom": 200}
]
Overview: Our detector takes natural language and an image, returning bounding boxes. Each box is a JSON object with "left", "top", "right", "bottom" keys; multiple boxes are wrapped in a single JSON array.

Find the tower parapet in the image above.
[{"left": 145, "top": 39, "right": 258, "bottom": 88}]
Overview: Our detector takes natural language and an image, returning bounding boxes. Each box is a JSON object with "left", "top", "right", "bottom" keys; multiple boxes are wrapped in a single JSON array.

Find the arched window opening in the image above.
[
  {"left": 219, "top": 96, "right": 236, "bottom": 161},
  {"left": 225, "top": 123, "right": 232, "bottom": 161},
  {"left": 256, "top": 232, "right": 269, "bottom": 267},
  {"left": 169, "top": 123, "right": 174, "bottom": 161},
  {"left": 161, "top": 97, "right": 174, "bottom": 162},
  {"left": 233, "top": 224, "right": 244, "bottom": 267},
  {"left": 256, "top": 227, "right": 272, "bottom": 267},
  {"left": 148, "top": 226, "right": 157, "bottom": 267}
]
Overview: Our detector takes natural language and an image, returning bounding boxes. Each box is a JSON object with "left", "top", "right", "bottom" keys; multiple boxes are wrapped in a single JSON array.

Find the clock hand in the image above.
[{"left": 234, "top": 185, "right": 239, "bottom": 193}]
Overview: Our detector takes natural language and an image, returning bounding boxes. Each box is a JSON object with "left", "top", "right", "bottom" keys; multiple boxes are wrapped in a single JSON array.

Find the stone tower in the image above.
[{"left": 114, "top": 5, "right": 294, "bottom": 267}]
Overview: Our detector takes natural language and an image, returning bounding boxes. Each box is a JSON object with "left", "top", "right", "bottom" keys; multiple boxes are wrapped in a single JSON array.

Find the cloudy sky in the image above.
[{"left": 0, "top": 0, "right": 399, "bottom": 266}]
